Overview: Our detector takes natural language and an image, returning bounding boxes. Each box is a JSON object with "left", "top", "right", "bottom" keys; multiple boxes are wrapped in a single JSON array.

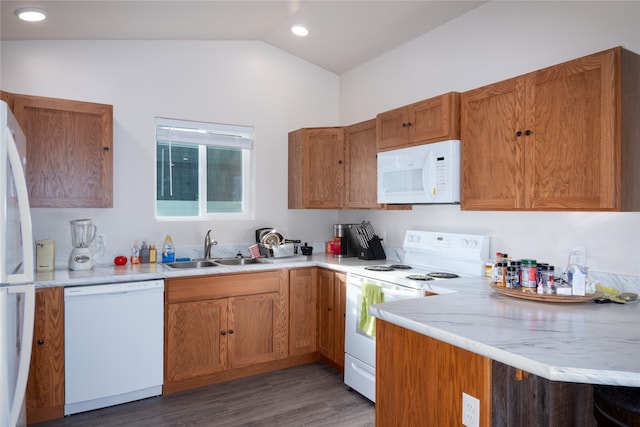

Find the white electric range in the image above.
[{"left": 344, "top": 230, "right": 490, "bottom": 402}]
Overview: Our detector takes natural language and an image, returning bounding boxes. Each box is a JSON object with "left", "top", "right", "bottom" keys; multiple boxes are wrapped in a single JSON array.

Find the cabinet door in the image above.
[
  {"left": 333, "top": 272, "right": 347, "bottom": 369},
  {"left": 289, "top": 268, "right": 318, "bottom": 356},
  {"left": 409, "top": 92, "right": 460, "bottom": 145},
  {"left": 317, "top": 269, "right": 335, "bottom": 360},
  {"left": 11, "top": 93, "right": 113, "bottom": 208},
  {"left": 26, "top": 287, "right": 64, "bottom": 424},
  {"left": 289, "top": 128, "right": 345, "bottom": 209},
  {"left": 345, "top": 119, "right": 382, "bottom": 209},
  {"left": 525, "top": 49, "right": 617, "bottom": 210},
  {"left": 376, "top": 106, "right": 409, "bottom": 151},
  {"left": 302, "top": 128, "right": 345, "bottom": 208},
  {"left": 227, "top": 292, "right": 284, "bottom": 368},
  {"left": 165, "top": 299, "right": 228, "bottom": 382},
  {"left": 461, "top": 76, "right": 526, "bottom": 210}
]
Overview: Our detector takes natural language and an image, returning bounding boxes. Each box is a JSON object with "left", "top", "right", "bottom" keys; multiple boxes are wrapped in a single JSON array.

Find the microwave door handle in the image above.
[{"left": 422, "top": 151, "right": 435, "bottom": 200}]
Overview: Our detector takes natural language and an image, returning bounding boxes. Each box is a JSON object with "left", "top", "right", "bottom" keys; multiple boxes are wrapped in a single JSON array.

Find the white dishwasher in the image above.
[{"left": 64, "top": 280, "right": 164, "bottom": 416}]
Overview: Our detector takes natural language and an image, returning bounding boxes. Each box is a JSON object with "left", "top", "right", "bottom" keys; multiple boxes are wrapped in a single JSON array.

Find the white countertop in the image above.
[
  {"left": 32, "top": 254, "right": 381, "bottom": 288},
  {"left": 369, "top": 277, "right": 640, "bottom": 387},
  {"left": 33, "top": 255, "right": 639, "bottom": 388}
]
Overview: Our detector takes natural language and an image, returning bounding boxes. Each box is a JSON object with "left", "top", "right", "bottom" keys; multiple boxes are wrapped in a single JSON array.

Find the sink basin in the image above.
[
  {"left": 166, "top": 260, "right": 219, "bottom": 269},
  {"left": 214, "top": 258, "right": 258, "bottom": 266}
]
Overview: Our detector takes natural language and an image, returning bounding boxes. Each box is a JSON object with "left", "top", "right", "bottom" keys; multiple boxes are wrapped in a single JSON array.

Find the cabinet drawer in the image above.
[{"left": 166, "top": 271, "right": 281, "bottom": 303}]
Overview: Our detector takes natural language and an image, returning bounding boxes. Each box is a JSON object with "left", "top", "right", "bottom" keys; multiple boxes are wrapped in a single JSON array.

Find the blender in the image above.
[{"left": 69, "top": 219, "right": 97, "bottom": 270}]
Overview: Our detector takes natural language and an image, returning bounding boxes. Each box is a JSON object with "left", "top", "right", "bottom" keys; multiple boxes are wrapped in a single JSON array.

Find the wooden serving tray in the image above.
[{"left": 489, "top": 284, "right": 603, "bottom": 303}]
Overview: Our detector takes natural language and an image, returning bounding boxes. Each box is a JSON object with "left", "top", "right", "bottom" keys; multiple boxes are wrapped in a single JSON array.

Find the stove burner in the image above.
[
  {"left": 428, "top": 272, "right": 460, "bottom": 279},
  {"left": 405, "top": 274, "right": 434, "bottom": 281},
  {"left": 390, "top": 264, "right": 412, "bottom": 270},
  {"left": 364, "top": 265, "right": 395, "bottom": 272}
]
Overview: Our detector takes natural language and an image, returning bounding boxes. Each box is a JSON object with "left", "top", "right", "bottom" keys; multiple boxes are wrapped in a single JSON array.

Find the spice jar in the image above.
[
  {"left": 520, "top": 259, "right": 537, "bottom": 292},
  {"left": 506, "top": 266, "right": 518, "bottom": 288},
  {"left": 540, "top": 265, "right": 555, "bottom": 294},
  {"left": 509, "top": 260, "right": 521, "bottom": 286},
  {"left": 494, "top": 262, "right": 507, "bottom": 286}
]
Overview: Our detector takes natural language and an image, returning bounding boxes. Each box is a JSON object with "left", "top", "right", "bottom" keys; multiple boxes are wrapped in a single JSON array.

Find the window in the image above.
[{"left": 155, "top": 117, "right": 253, "bottom": 219}]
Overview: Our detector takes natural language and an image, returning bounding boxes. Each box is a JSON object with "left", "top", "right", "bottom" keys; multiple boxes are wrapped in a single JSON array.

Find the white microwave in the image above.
[{"left": 377, "top": 139, "right": 460, "bottom": 204}]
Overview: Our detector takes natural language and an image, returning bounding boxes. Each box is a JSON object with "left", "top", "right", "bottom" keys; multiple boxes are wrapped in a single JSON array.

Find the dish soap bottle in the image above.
[
  {"left": 162, "top": 235, "right": 175, "bottom": 263},
  {"left": 149, "top": 243, "right": 157, "bottom": 263},
  {"left": 139, "top": 241, "right": 150, "bottom": 263},
  {"left": 131, "top": 241, "right": 140, "bottom": 264}
]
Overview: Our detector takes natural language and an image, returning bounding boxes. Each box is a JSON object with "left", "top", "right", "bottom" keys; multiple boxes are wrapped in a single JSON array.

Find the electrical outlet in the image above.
[
  {"left": 462, "top": 392, "right": 480, "bottom": 427},
  {"left": 97, "top": 233, "right": 106, "bottom": 248},
  {"left": 570, "top": 246, "right": 586, "bottom": 266}
]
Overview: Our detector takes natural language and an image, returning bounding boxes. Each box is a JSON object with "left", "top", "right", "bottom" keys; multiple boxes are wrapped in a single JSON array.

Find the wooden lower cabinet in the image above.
[
  {"left": 289, "top": 268, "right": 318, "bottom": 356},
  {"left": 164, "top": 270, "right": 317, "bottom": 394},
  {"left": 26, "top": 287, "right": 65, "bottom": 424},
  {"left": 317, "top": 269, "right": 346, "bottom": 370}
]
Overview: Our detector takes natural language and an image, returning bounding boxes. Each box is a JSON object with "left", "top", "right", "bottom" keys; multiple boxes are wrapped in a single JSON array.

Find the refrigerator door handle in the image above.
[
  {"left": 6, "top": 130, "right": 33, "bottom": 284},
  {"left": 8, "top": 285, "right": 35, "bottom": 427}
]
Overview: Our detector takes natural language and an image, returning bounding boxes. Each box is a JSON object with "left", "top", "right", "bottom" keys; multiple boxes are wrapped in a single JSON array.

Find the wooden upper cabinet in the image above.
[
  {"left": 461, "top": 47, "right": 640, "bottom": 211},
  {"left": 460, "top": 76, "right": 526, "bottom": 210},
  {"left": 6, "top": 92, "right": 113, "bottom": 208},
  {"left": 344, "top": 119, "right": 382, "bottom": 209},
  {"left": 288, "top": 127, "right": 345, "bottom": 209},
  {"left": 376, "top": 92, "right": 460, "bottom": 151}
]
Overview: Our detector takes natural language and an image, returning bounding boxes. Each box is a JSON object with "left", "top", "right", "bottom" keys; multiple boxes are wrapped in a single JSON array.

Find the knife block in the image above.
[{"left": 358, "top": 236, "right": 386, "bottom": 260}]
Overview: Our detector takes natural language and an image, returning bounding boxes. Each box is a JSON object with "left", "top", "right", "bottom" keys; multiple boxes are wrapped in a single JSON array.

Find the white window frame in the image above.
[{"left": 155, "top": 117, "right": 254, "bottom": 221}]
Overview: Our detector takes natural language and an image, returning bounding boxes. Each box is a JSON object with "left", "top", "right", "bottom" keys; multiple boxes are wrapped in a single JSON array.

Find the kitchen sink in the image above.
[
  {"left": 164, "top": 257, "right": 260, "bottom": 269},
  {"left": 213, "top": 258, "right": 258, "bottom": 266},
  {"left": 166, "top": 260, "right": 219, "bottom": 269}
]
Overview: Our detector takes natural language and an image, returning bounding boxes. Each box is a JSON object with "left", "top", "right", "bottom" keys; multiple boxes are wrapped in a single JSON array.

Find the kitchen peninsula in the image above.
[{"left": 370, "top": 277, "right": 640, "bottom": 426}]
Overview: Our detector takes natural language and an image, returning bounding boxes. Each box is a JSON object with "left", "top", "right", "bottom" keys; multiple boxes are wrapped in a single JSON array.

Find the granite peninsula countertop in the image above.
[{"left": 370, "top": 277, "right": 640, "bottom": 387}]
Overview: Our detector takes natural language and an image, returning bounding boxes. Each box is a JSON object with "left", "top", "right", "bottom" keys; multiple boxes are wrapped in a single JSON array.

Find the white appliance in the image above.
[
  {"left": 64, "top": 280, "right": 164, "bottom": 415},
  {"left": 344, "top": 230, "right": 489, "bottom": 402},
  {"left": 68, "top": 218, "right": 97, "bottom": 270},
  {"left": 377, "top": 139, "right": 460, "bottom": 204},
  {"left": 0, "top": 100, "right": 35, "bottom": 427}
]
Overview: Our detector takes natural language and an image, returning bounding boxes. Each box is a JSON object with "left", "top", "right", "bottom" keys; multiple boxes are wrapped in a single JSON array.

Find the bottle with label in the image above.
[
  {"left": 139, "top": 241, "right": 150, "bottom": 263},
  {"left": 149, "top": 243, "right": 157, "bottom": 263},
  {"left": 521, "top": 259, "right": 537, "bottom": 292},
  {"left": 162, "top": 235, "right": 175, "bottom": 263},
  {"left": 131, "top": 241, "right": 140, "bottom": 264}
]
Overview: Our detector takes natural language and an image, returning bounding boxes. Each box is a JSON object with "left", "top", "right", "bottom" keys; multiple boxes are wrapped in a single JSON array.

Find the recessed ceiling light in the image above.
[
  {"left": 291, "top": 24, "right": 309, "bottom": 37},
  {"left": 15, "top": 7, "right": 48, "bottom": 22}
]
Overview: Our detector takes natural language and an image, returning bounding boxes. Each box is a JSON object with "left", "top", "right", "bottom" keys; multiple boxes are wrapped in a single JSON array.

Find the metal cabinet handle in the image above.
[
  {"left": 221, "top": 330, "right": 226, "bottom": 336},
  {"left": 516, "top": 130, "right": 523, "bottom": 137},
  {"left": 37, "top": 339, "right": 44, "bottom": 345},
  {"left": 228, "top": 329, "right": 234, "bottom": 334}
]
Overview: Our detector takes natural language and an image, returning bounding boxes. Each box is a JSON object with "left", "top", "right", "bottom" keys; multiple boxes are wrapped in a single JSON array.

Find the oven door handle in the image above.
[{"left": 381, "top": 287, "right": 419, "bottom": 298}]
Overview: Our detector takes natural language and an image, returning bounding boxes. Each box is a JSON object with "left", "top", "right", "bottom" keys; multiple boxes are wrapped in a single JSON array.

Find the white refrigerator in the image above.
[{"left": 0, "top": 100, "right": 36, "bottom": 427}]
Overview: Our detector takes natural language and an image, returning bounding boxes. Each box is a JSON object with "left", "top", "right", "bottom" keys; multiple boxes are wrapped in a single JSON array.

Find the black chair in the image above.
[{"left": 593, "top": 385, "right": 640, "bottom": 426}]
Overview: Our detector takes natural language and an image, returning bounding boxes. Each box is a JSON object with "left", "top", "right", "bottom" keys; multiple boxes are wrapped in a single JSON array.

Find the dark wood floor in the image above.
[{"left": 34, "top": 363, "right": 375, "bottom": 426}]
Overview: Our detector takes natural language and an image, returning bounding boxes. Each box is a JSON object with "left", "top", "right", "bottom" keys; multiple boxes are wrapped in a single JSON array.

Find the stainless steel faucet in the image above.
[{"left": 204, "top": 229, "right": 217, "bottom": 258}]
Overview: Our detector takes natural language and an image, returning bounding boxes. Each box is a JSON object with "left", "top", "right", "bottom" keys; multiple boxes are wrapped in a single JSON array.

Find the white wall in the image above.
[
  {"left": 2, "top": 2, "right": 639, "bottom": 275},
  {"left": 0, "top": 40, "right": 340, "bottom": 260},
  {"left": 338, "top": 1, "right": 640, "bottom": 275}
]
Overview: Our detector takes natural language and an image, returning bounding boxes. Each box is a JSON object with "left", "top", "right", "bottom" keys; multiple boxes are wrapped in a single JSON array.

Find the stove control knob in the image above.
[
  {"left": 467, "top": 239, "right": 478, "bottom": 249},
  {"left": 460, "top": 239, "right": 469, "bottom": 248}
]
